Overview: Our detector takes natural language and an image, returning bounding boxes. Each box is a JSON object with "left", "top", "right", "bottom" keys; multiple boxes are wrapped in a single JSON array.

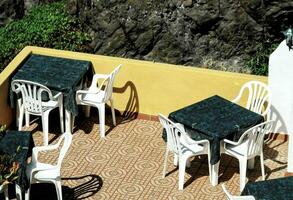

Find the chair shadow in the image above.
[
  {"left": 27, "top": 174, "right": 102, "bottom": 200},
  {"left": 113, "top": 81, "right": 139, "bottom": 124}
]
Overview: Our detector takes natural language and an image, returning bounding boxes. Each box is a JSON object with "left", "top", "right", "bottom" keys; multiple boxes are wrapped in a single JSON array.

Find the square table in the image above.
[
  {"left": 166, "top": 95, "right": 264, "bottom": 185},
  {"left": 241, "top": 177, "right": 293, "bottom": 200},
  {"left": 0, "top": 131, "right": 34, "bottom": 194},
  {"left": 10, "top": 54, "right": 92, "bottom": 132}
]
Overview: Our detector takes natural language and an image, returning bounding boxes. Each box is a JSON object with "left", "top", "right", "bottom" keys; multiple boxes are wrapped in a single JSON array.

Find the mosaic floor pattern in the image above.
[{"left": 4, "top": 111, "right": 289, "bottom": 200}]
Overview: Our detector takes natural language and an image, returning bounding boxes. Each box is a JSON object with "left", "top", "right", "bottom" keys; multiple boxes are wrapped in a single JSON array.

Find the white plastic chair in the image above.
[
  {"left": 76, "top": 64, "right": 122, "bottom": 138},
  {"left": 222, "top": 120, "right": 274, "bottom": 191},
  {"left": 222, "top": 184, "right": 255, "bottom": 200},
  {"left": 25, "top": 132, "right": 72, "bottom": 200},
  {"left": 11, "top": 80, "right": 64, "bottom": 145},
  {"left": 232, "top": 81, "right": 271, "bottom": 118},
  {"left": 159, "top": 114, "right": 211, "bottom": 190}
]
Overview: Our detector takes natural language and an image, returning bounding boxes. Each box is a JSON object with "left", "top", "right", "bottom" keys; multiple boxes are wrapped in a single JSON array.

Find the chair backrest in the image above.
[
  {"left": 56, "top": 132, "right": 72, "bottom": 168},
  {"left": 237, "top": 120, "right": 274, "bottom": 157},
  {"left": 158, "top": 114, "right": 182, "bottom": 155},
  {"left": 222, "top": 184, "right": 255, "bottom": 200},
  {"left": 236, "top": 81, "right": 271, "bottom": 117},
  {"left": 11, "top": 79, "right": 53, "bottom": 115},
  {"left": 103, "top": 64, "right": 121, "bottom": 101},
  {"left": 88, "top": 64, "right": 121, "bottom": 102}
]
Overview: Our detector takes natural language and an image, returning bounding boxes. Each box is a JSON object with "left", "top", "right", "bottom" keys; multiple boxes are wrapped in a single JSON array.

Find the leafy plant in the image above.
[
  {"left": 0, "top": 0, "right": 92, "bottom": 72},
  {"left": 0, "top": 150, "right": 20, "bottom": 186},
  {"left": 245, "top": 42, "right": 279, "bottom": 76},
  {"left": 0, "top": 125, "right": 6, "bottom": 138}
]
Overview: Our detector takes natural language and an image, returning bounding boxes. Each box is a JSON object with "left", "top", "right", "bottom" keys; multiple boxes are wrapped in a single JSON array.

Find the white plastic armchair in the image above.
[
  {"left": 222, "top": 184, "right": 255, "bottom": 200},
  {"left": 222, "top": 120, "right": 274, "bottom": 191},
  {"left": 11, "top": 80, "right": 64, "bottom": 145},
  {"left": 232, "top": 81, "right": 271, "bottom": 118},
  {"left": 25, "top": 132, "right": 72, "bottom": 200},
  {"left": 76, "top": 64, "right": 122, "bottom": 138},
  {"left": 159, "top": 114, "right": 211, "bottom": 190}
]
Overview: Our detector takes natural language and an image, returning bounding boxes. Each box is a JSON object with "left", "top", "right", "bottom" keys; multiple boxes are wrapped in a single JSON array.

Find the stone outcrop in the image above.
[
  {"left": 68, "top": 0, "right": 293, "bottom": 72},
  {"left": 1, "top": 0, "right": 292, "bottom": 72}
]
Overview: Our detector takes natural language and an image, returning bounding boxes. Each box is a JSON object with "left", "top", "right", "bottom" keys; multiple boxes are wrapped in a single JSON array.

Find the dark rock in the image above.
[
  {"left": 0, "top": 0, "right": 60, "bottom": 27},
  {"left": 0, "top": 0, "right": 24, "bottom": 26}
]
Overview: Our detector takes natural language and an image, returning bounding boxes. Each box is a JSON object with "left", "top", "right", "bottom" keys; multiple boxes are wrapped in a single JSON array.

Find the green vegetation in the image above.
[
  {"left": 245, "top": 42, "right": 279, "bottom": 76},
  {"left": 0, "top": 1, "right": 91, "bottom": 72}
]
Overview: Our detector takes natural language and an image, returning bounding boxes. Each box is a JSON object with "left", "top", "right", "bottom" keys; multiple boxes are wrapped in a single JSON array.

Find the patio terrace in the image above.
[
  {"left": 0, "top": 46, "right": 290, "bottom": 199},
  {"left": 4, "top": 110, "right": 287, "bottom": 200}
]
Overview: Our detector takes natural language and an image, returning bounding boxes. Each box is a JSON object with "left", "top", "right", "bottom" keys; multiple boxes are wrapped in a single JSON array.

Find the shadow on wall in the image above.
[
  {"left": 114, "top": 81, "right": 139, "bottom": 123},
  {"left": 267, "top": 105, "right": 288, "bottom": 139}
]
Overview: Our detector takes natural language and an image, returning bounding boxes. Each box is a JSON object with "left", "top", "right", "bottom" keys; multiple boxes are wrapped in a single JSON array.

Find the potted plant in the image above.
[
  {"left": 0, "top": 124, "right": 6, "bottom": 140},
  {"left": 0, "top": 150, "right": 20, "bottom": 191}
]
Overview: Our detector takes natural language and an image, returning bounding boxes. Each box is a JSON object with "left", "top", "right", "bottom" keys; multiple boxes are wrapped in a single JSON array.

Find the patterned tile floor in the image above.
[{"left": 5, "top": 111, "right": 289, "bottom": 200}]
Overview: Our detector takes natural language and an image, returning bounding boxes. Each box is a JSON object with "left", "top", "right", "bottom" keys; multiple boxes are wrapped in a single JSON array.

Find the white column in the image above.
[{"left": 269, "top": 40, "right": 293, "bottom": 172}]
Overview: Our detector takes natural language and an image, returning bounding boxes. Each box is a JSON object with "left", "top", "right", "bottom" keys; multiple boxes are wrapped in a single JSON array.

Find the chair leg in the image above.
[
  {"left": 239, "top": 158, "right": 248, "bottom": 192},
  {"left": 248, "top": 158, "right": 255, "bottom": 169},
  {"left": 211, "top": 162, "right": 220, "bottom": 186},
  {"left": 207, "top": 153, "right": 212, "bottom": 184},
  {"left": 25, "top": 186, "right": 30, "bottom": 200},
  {"left": 260, "top": 153, "right": 265, "bottom": 180},
  {"left": 162, "top": 148, "right": 169, "bottom": 178},
  {"left": 25, "top": 112, "right": 30, "bottom": 127},
  {"left": 18, "top": 105, "right": 24, "bottom": 131},
  {"left": 42, "top": 112, "right": 50, "bottom": 145},
  {"left": 54, "top": 180, "right": 63, "bottom": 200},
  {"left": 110, "top": 98, "right": 116, "bottom": 126},
  {"left": 178, "top": 155, "right": 187, "bottom": 190},
  {"left": 15, "top": 184, "right": 22, "bottom": 200},
  {"left": 16, "top": 98, "right": 23, "bottom": 130},
  {"left": 173, "top": 154, "right": 178, "bottom": 166},
  {"left": 84, "top": 106, "right": 91, "bottom": 118},
  {"left": 71, "top": 115, "right": 75, "bottom": 132},
  {"left": 3, "top": 184, "right": 8, "bottom": 200},
  {"left": 59, "top": 105, "right": 64, "bottom": 133},
  {"left": 97, "top": 104, "right": 105, "bottom": 138}
]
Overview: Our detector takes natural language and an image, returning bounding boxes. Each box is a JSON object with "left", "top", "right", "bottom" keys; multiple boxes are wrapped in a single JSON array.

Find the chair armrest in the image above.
[
  {"left": 231, "top": 94, "right": 241, "bottom": 104},
  {"left": 92, "top": 74, "right": 108, "bottom": 80},
  {"left": 234, "top": 196, "right": 255, "bottom": 200},
  {"left": 180, "top": 131, "right": 209, "bottom": 146},
  {"left": 76, "top": 89, "right": 97, "bottom": 95},
  {"left": 223, "top": 138, "right": 239, "bottom": 146},
  {"left": 52, "top": 92, "right": 62, "bottom": 100},
  {"left": 32, "top": 164, "right": 59, "bottom": 173},
  {"left": 76, "top": 89, "right": 102, "bottom": 101},
  {"left": 33, "top": 143, "right": 60, "bottom": 152},
  {"left": 32, "top": 143, "right": 61, "bottom": 163}
]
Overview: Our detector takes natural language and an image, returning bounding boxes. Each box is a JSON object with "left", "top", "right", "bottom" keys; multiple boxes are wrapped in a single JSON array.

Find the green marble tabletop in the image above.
[{"left": 242, "top": 177, "right": 293, "bottom": 200}]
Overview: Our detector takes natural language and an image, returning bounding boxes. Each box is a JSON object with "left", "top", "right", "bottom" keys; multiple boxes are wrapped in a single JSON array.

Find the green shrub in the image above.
[
  {"left": 245, "top": 42, "right": 279, "bottom": 76},
  {"left": 0, "top": 1, "right": 91, "bottom": 72}
]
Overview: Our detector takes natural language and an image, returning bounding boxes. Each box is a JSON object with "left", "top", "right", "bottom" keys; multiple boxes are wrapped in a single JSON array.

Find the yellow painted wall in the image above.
[{"left": 0, "top": 46, "right": 267, "bottom": 126}]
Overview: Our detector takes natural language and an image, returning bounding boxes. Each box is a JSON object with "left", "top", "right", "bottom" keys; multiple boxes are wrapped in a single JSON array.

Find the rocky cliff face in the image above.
[
  {"left": 68, "top": 0, "right": 293, "bottom": 72},
  {"left": 1, "top": 0, "right": 292, "bottom": 72}
]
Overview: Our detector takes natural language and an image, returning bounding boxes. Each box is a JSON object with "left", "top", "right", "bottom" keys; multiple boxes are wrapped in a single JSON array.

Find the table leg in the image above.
[
  {"left": 211, "top": 161, "right": 220, "bottom": 186},
  {"left": 65, "top": 109, "right": 72, "bottom": 133}
]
